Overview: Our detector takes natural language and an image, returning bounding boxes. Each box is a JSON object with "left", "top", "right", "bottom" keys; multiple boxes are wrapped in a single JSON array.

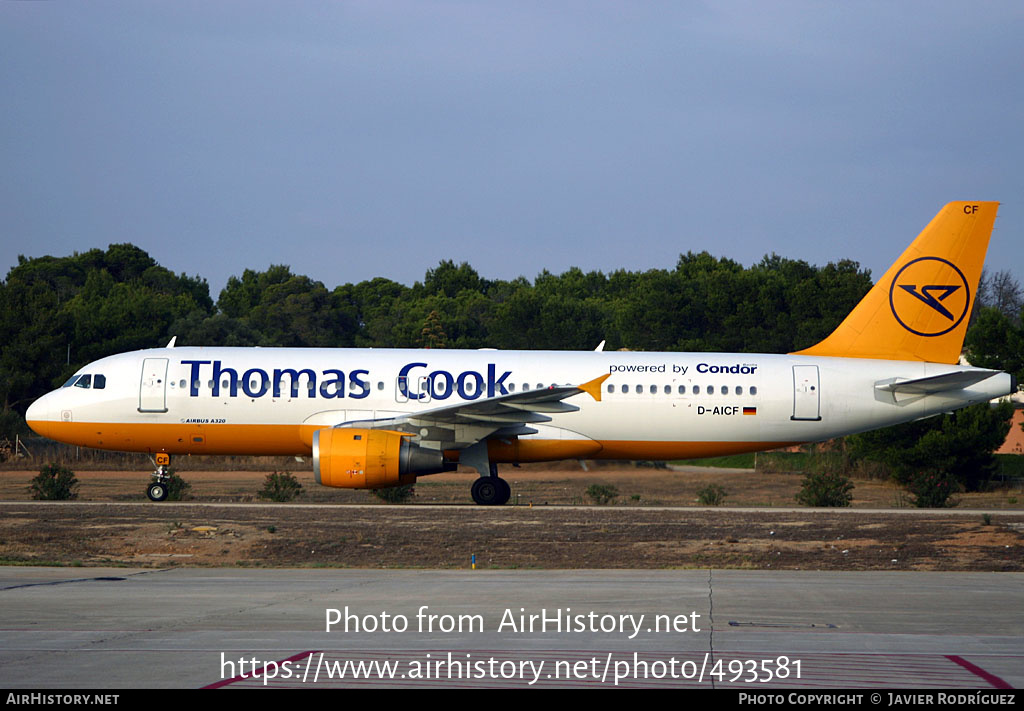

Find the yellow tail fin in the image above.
[{"left": 794, "top": 201, "right": 999, "bottom": 364}]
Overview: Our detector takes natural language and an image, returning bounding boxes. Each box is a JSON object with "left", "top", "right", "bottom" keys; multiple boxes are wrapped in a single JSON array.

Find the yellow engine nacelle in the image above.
[{"left": 313, "top": 428, "right": 453, "bottom": 489}]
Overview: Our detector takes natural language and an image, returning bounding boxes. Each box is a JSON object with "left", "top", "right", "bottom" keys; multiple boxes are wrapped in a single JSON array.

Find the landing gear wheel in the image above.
[
  {"left": 495, "top": 477, "right": 511, "bottom": 505},
  {"left": 471, "top": 476, "right": 511, "bottom": 506},
  {"left": 147, "top": 481, "right": 168, "bottom": 502}
]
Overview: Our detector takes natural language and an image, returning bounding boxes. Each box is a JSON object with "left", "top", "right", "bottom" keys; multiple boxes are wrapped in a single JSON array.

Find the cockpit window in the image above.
[{"left": 62, "top": 373, "right": 105, "bottom": 389}]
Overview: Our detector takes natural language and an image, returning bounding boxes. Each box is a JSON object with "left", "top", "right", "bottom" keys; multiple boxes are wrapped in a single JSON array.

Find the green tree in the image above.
[
  {"left": 848, "top": 401, "right": 1013, "bottom": 491},
  {"left": 795, "top": 471, "right": 854, "bottom": 507},
  {"left": 29, "top": 463, "right": 79, "bottom": 500},
  {"left": 418, "top": 310, "right": 448, "bottom": 349},
  {"left": 258, "top": 472, "right": 304, "bottom": 502},
  {"left": 0, "top": 245, "right": 211, "bottom": 419},
  {"left": 217, "top": 265, "right": 295, "bottom": 318},
  {"left": 246, "top": 275, "right": 356, "bottom": 347},
  {"left": 422, "top": 260, "right": 485, "bottom": 298},
  {"left": 966, "top": 306, "right": 1024, "bottom": 383}
]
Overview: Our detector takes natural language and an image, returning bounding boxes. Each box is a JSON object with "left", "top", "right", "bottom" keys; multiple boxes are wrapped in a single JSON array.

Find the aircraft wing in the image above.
[{"left": 335, "top": 373, "right": 610, "bottom": 450}]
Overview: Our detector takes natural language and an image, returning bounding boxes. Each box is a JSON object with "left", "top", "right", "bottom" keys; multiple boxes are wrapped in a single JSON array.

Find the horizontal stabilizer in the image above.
[{"left": 874, "top": 370, "right": 999, "bottom": 395}]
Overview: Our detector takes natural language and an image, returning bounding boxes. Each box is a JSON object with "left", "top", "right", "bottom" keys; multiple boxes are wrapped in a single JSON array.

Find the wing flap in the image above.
[{"left": 334, "top": 374, "right": 607, "bottom": 451}]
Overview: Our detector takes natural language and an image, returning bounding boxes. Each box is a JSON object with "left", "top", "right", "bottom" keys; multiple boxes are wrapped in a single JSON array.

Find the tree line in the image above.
[{"left": 0, "top": 243, "right": 883, "bottom": 414}]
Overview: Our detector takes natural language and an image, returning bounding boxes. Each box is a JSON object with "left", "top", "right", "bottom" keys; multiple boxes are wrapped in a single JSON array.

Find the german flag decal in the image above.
[{"left": 743, "top": 407, "right": 757, "bottom": 416}]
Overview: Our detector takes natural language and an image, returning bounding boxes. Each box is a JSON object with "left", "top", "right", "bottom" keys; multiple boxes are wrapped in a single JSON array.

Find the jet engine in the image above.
[{"left": 313, "top": 428, "right": 454, "bottom": 489}]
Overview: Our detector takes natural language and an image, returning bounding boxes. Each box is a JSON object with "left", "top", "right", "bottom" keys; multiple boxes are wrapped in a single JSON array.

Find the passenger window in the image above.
[
  {"left": 377, "top": 381, "right": 384, "bottom": 390},
  {"left": 607, "top": 384, "right": 615, "bottom": 393},
  {"left": 751, "top": 386, "right": 758, "bottom": 396},
  {"left": 693, "top": 385, "right": 700, "bottom": 394},
  {"left": 509, "top": 383, "right": 516, "bottom": 392},
  {"left": 707, "top": 385, "right": 714, "bottom": 395},
  {"left": 678, "top": 385, "right": 685, "bottom": 394},
  {"left": 636, "top": 384, "right": 642, "bottom": 393},
  {"left": 664, "top": 385, "right": 671, "bottom": 394},
  {"left": 74, "top": 375, "right": 92, "bottom": 389},
  {"left": 736, "top": 386, "right": 743, "bottom": 395},
  {"left": 179, "top": 379, "right": 186, "bottom": 389},
  {"left": 208, "top": 380, "right": 214, "bottom": 389},
  {"left": 536, "top": 384, "right": 543, "bottom": 390},
  {"left": 622, "top": 384, "right": 630, "bottom": 394},
  {"left": 721, "top": 386, "right": 728, "bottom": 395},
  {"left": 649, "top": 384, "right": 657, "bottom": 394}
]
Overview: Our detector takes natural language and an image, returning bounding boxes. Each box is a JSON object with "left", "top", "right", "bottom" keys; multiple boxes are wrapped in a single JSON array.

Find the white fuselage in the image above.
[{"left": 26, "top": 346, "right": 1014, "bottom": 462}]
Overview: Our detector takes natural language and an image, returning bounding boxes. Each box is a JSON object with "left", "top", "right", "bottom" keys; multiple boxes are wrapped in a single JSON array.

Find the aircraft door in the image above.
[
  {"left": 791, "top": 365, "right": 821, "bottom": 421},
  {"left": 139, "top": 358, "right": 169, "bottom": 413},
  {"left": 394, "top": 375, "right": 432, "bottom": 404}
]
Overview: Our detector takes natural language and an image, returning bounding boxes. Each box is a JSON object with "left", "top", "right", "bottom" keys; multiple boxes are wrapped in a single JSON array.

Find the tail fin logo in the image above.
[{"left": 888, "top": 257, "right": 970, "bottom": 337}]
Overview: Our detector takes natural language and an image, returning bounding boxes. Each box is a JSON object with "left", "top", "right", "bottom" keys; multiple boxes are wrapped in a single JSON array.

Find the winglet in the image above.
[{"left": 578, "top": 373, "right": 611, "bottom": 402}]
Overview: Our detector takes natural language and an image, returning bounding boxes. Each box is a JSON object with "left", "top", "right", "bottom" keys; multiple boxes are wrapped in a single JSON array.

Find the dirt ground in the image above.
[{"left": 1, "top": 465, "right": 1022, "bottom": 571}]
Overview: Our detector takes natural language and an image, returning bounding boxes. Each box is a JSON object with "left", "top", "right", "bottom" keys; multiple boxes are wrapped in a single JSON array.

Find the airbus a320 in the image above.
[{"left": 26, "top": 202, "right": 1016, "bottom": 504}]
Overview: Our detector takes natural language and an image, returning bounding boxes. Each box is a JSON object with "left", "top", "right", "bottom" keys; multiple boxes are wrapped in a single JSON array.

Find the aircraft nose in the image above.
[{"left": 25, "top": 394, "right": 54, "bottom": 437}]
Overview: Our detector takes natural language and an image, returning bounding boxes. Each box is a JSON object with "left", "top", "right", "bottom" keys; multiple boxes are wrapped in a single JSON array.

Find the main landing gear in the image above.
[
  {"left": 147, "top": 452, "right": 171, "bottom": 502},
  {"left": 462, "top": 440, "right": 511, "bottom": 506},
  {"left": 470, "top": 473, "right": 511, "bottom": 506}
]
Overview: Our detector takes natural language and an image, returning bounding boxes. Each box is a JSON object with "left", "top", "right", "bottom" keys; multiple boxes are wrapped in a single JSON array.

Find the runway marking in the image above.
[{"left": 946, "top": 655, "right": 1013, "bottom": 689}]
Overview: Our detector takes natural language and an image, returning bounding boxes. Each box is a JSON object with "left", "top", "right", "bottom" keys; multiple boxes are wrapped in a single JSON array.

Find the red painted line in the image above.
[
  {"left": 945, "top": 656, "right": 1013, "bottom": 689},
  {"left": 203, "top": 650, "right": 318, "bottom": 689}
]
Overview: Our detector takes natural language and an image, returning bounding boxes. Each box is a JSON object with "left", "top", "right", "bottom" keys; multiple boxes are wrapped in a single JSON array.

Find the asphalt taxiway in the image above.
[{"left": 0, "top": 567, "right": 1020, "bottom": 688}]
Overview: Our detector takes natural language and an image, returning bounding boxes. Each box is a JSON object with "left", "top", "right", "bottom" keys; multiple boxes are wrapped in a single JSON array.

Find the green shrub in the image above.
[
  {"left": 258, "top": 471, "right": 304, "bottom": 502},
  {"left": 697, "top": 484, "right": 727, "bottom": 506},
  {"left": 164, "top": 471, "right": 192, "bottom": 501},
  {"left": 795, "top": 470, "right": 853, "bottom": 507},
  {"left": 585, "top": 484, "right": 619, "bottom": 505},
  {"left": 29, "top": 463, "right": 79, "bottom": 500},
  {"left": 907, "top": 471, "right": 959, "bottom": 508},
  {"left": 372, "top": 485, "right": 415, "bottom": 503}
]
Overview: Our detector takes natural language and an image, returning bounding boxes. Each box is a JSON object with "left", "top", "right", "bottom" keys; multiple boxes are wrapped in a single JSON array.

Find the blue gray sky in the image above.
[{"left": 3, "top": 2, "right": 1022, "bottom": 299}]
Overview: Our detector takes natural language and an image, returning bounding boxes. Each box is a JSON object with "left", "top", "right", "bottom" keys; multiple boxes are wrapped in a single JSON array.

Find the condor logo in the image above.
[{"left": 888, "top": 256, "right": 970, "bottom": 337}]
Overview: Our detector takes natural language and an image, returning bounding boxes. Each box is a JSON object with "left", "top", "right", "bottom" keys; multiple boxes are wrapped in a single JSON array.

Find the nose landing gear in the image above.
[{"left": 147, "top": 452, "right": 171, "bottom": 502}]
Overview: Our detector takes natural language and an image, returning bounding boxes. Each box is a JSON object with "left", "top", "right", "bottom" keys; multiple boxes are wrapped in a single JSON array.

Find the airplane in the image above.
[{"left": 25, "top": 202, "right": 1017, "bottom": 505}]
